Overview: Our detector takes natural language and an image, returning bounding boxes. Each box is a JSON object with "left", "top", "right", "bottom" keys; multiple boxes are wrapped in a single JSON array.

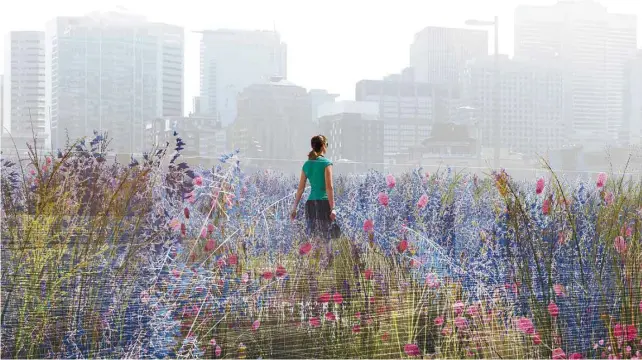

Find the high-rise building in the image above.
[
  {"left": 45, "top": 11, "right": 184, "bottom": 154},
  {"left": 355, "top": 73, "right": 460, "bottom": 165},
  {"left": 2, "top": 31, "right": 46, "bottom": 140},
  {"left": 308, "top": 89, "right": 339, "bottom": 125},
  {"left": 624, "top": 51, "right": 642, "bottom": 146},
  {"left": 0, "top": 74, "right": 4, "bottom": 133},
  {"left": 199, "top": 29, "right": 287, "bottom": 126},
  {"left": 515, "top": 0, "right": 638, "bottom": 145},
  {"left": 318, "top": 101, "right": 383, "bottom": 173},
  {"left": 229, "top": 78, "right": 310, "bottom": 173},
  {"left": 464, "top": 55, "right": 565, "bottom": 157},
  {"left": 410, "top": 26, "right": 488, "bottom": 85}
]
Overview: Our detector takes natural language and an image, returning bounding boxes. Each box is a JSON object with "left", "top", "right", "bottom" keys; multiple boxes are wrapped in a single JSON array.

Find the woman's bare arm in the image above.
[
  {"left": 291, "top": 171, "right": 307, "bottom": 219},
  {"left": 325, "top": 165, "right": 335, "bottom": 211}
]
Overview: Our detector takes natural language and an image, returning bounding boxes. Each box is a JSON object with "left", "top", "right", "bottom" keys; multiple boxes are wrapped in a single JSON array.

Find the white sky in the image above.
[{"left": 1, "top": 0, "right": 640, "bottom": 106}]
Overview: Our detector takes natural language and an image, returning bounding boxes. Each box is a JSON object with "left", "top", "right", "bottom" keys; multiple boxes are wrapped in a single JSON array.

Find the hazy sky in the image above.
[{"left": 1, "top": 0, "right": 640, "bottom": 107}]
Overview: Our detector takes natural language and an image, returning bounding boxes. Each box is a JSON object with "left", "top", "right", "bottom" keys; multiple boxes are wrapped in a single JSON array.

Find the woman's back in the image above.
[{"left": 302, "top": 156, "right": 332, "bottom": 200}]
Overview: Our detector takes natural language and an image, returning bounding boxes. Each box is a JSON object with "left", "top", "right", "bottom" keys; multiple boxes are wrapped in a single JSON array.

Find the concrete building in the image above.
[
  {"left": 515, "top": 0, "right": 638, "bottom": 145},
  {"left": 317, "top": 101, "right": 383, "bottom": 174},
  {"left": 308, "top": 89, "right": 339, "bottom": 125},
  {"left": 410, "top": 26, "right": 488, "bottom": 85},
  {"left": 45, "top": 11, "right": 184, "bottom": 155},
  {"left": 623, "top": 51, "right": 642, "bottom": 146},
  {"left": 464, "top": 55, "right": 565, "bottom": 158},
  {"left": 199, "top": 29, "right": 287, "bottom": 126},
  {"left": 229, "top": 77, "right": 311, "bottom": 173},
  {"left": 356, "top": 75, "right": 461, "bottom": 166},
  {"left": 2, "top": 31, "right": 46, "bottom": 142}
]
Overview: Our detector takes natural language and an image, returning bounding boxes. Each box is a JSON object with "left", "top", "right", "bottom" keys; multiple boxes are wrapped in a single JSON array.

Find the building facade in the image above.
[
  {"left": 355, "top": 76, "right": 460, "bottom": 166},
  {"left": 624, "top": 51, "right": 642, "bottom": 146},
  {"left": 464, "top": 55, "right": 565, "bottom": 158},
  {"left": 45, "top": 11, "right": 184, "bottom": 155},
  {"left": 199, "top": 29, "right": 287, "bottom": 126},
  {"left": 2, "top": 31, "right": 46, "bottom": 142},
  {"left": 229, "top": 78, "right": 311, "bottom": 173},
  {"left": 317, "top": 101, "right": 383, "bottom": 174},
  {"left": 410, "top": 26, "right": 488, "bottom": 85},
  {"left": 515, "top": 0, "right": 638, "bottom": 145}
]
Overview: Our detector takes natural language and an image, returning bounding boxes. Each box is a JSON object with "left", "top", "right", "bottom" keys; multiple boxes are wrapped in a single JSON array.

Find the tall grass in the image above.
[{"left": 1, "top": 132, "right": 641, "bottom": 358}]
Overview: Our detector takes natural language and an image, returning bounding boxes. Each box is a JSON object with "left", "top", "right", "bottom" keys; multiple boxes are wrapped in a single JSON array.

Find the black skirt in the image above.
[{"left": 305, "top": 200, "right": 332, "bottom": 239}]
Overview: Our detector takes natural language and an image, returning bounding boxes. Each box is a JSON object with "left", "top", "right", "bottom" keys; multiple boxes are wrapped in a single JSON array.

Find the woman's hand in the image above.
[
  {"left": 330, "top": 209, "right": 336, "bottom": 221},
  {"left": 290, "top": 209, "right": 297, "bottom": 220}
]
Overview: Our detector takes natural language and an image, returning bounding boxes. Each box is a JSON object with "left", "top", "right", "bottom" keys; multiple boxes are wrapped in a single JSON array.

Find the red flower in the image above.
[
  {"left": 614, "top": 323, "right": 624, "bottom": 339},
  {"left": 381, "top": 332, "right": 390, "bottom": 342},
  {"left": 404, "top": 343, "right": 421, "bottom": 357},
  {"left": 532, "top": 332, "right": 542, "bottom": 345},
  {"left": 364, "top": 269, "right": 373, "bottom": 280},
  {"left": 204, "top": 239, "right": 216, "bottom": 252},
  {"left": 536, "top": 178, "right": 545, "bottom": 195},
  {"left": 207, "top": 224, "right": 215, "bottom": 234},
  {"left": 228, "top": 254, "right": 238, "bottom": 265},
  {"left": 318, "top": 293, "right": 331, "bottom": 303},
  {"left": 325, "top": 312, "right": 336, "bottom": 321},
  {"left": 275, "top": 265, "right": 287, "bottom": 278},
  {"left": 262, "top": 271, "right": 273, "bottom": 280},
  {"left": 352, "top": 324, "right": 360, "bottom": 333},
  {"left": 181, "top": 223, "right": 186, "bottom": 236},
  {"left": 627, "top": 324, "right": 638, "bottom": 341},
  {"left": 543, "top": 199, "right": 551, "bottom": 215},
  {"left": 569, "top": 353, "right": 582, "bottom": 360},
  {"left": 309, "top": 317, "right": 320, "bottom": 327},
  {"left": 299, "top": 242, "right": 312, "bottom": 256},
  {"left": 333, "top": 292, "right": 343, "bottom": 304},
  {"left": 552, "top": 348, "right": 566, "bottom": 360},
  {"left": 184, "top": 207, "right": 190, "bottom": 219},
  {"left": 377, "top": 192, "right": 389, "bottom": 206},
  {"left": 363, "top": 219, "right": 374, "bottom": 233},
  {"left": 397, "top": 240, "right": 408, "bottom": 253},
  {"left": 548, "top": 301, "right": 560, "bottom": 317},
  {"left": 194, "top": 176, "right": 203, "bottom": 186}
]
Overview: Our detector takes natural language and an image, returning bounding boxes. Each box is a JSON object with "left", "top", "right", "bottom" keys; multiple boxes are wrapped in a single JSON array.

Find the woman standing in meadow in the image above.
[{"left": 291, "top": 135, "right": 336, "bottom": 262}]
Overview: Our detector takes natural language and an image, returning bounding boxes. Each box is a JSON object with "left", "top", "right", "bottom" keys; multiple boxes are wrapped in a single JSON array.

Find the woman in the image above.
[{"left": 290, "top": 135, "right": 336, "bottom": 239}]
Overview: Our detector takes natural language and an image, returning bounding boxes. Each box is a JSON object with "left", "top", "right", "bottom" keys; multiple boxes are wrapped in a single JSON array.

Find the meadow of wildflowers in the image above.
[{"left": 1, "top": 132, "right": 641, "bottom": 359}]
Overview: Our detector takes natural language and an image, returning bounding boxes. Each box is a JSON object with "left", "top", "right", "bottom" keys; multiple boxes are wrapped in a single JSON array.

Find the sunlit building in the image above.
[{"left": 45, "top": 11, "right": 184, "bottom": 154}]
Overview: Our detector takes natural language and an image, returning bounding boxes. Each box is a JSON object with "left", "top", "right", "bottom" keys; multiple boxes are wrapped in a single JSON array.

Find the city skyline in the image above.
[{"left": 0, "top": 0, "right": 640, "bottom": 109}]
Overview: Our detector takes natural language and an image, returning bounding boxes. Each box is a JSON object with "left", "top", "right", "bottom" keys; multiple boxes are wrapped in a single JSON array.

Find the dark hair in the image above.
[{"left": 308, "top": 135, "right": 327, "bottom": 160}]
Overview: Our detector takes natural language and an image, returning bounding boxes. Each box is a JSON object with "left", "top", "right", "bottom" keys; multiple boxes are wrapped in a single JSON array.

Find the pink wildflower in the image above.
[
  {"left": 397, "top": 239, "right": 408, "bottom": 253},
  {"left": 426, "top": 273, "right": 441, "bottom": 289},
  {"left": 597, "top": 172, "right": 607, "bottom": 188},
  {"left": 404, "top": 344, "right": 421, "bottom": 357},
  {"left": 299, "top": 242, "right": 312, "bottom": 256},
  {"left": 466, "top": 305, "right": 480, "bottom": 317},
  {"left": 517, "top": 317, "right": 535, "bottom": 334},
  {"left": 352, "top": 324, "right": 361, "bottom": 333},
  {"left": 363, "top": 219, "right": 374, "bottom": 233},
  {"left": 615, "top": 236, "right": 627, "bottom": 254},
  {"left": 385, "top": 174, "right": 396, "bottom": 188},
  {"left": 554, "top": 284, "right": 565, "bottom": 297},
  {"left": 200, "top": 228, "right": 207, "bottom": 238},
  {"left": 552, "top": 348, "right": 566, "bottom": 360},
  {"left": 434, "top": 316, "right": 444, "bottom": 326},
  {"left": 309, "top": 317, "right": 321, "bottom": 327},
  {"left": 325, "top": 312, "right": 336, "bottom": 321},
  {"left": 332, "top": 292, "right": 343, "bottom": 305},
  {"left": 183, "top": 207, "right": 190, "bottom": 219},
  {"left": 627, "top": 325, "right": 638, "bottom": 341},
  {"left": 215, "top": 345, "right": 222, "bottom": 357},
  {"left": 207, "top": 223, "right": 215, "bottom": 234},
  {"left": 262, "top": 271, "right": 273, "bottom": 280},
  {"left": 194, "top": 176, "right": 203, "bottom": 186},
  {"left": 241, "top": 273, "right": 249, "bottom": 283},
  {"left": 204, "top": 239, "right": 216, "bottom": 252},
  {"left": 548, "top": 302, "right": 560, "bottom": 317},
  {"left": 209, "top": 338, "right": 216, "bottom": 346},
  {"left": 364, "top": 269, "right": 373, "bottom": 280},
  {"left": 275, "top": 265, "right": 287, "bottom": 278},
  {"left": 377, "top": 192, "right": 389, "bottom": 206},
  {"left": 614, "top": 323, "right": 625, "bottom": 339},
  {"left": 543, "top": 199, "right": 551, "bottom": 215},
  {"left": 453, "top": 301, "right": 465, "bottom": 315},
  {"left": 536, "top": 178, "right": 545, "bottom": 195},
  {"left": 417, "top": 194, "right": 429, "bottom": 209},
  {"left": 252, "top": 320, "right": 260, "bottom": 331},
  {"left": 532, "top": 332, "right": 542, "bottom": 345},
  {"left": 319, "top": 293, "right": 331, "bottom": 303},
  {"left": 455, "top": 316, "right": 468, "bottom": 329},
  {"left": 228, "top": 254, "right": 238, "bottom": 265},
  {"left": 569, "top": 352, "right": 582, "bottom": 359}
]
